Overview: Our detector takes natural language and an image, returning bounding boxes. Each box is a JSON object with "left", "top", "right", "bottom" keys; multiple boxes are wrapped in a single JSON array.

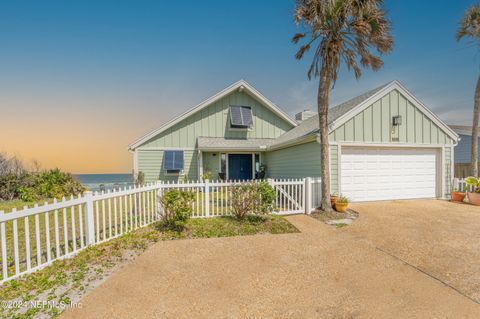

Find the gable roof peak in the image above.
[
  {"left": 128, "top": 79, "right": 297, "bottom": 150},
  {"left": 270, "top": 80, "right": 458, "bottom": 149}
]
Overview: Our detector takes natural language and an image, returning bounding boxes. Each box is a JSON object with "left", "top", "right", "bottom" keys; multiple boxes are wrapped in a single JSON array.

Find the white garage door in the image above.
[{"left": 340, "top": 147, "right": 438, "bottom": 202}]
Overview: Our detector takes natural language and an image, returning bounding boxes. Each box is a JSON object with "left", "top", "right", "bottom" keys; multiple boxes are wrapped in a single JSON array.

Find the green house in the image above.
[{"left": 129, "top": 80, "right": 458, "bottom": 202}]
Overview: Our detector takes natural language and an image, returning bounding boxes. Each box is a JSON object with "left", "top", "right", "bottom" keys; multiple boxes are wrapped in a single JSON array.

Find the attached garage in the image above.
[
  {"left": 266, "top": 80, "right": 459, "bottom": 202},
  {"left": 340, "top": 147, "right": 440, "bottom": 202}
]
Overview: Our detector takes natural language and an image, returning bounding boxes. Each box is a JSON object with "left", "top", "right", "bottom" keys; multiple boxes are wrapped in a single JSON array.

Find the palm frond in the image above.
[
  {"left": 293, "top": 0, "right": 393, "bottom": 85},
  {"left": 457, "top": 4, "right": 480, "bottom": 42}
]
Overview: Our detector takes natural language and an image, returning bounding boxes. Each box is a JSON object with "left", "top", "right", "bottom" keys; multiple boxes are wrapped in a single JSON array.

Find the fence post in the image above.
[
  {"left": 266, "top": 178, "right": 274, "bottom": 187},
  {"left": 305, "top": 177, "right": 312, "bottom": 214},
  {"left": 83, "top": 191, "right": 95, "bottom": 246},
  {"left": 204, "top": 179, "right": 210, "bottom": 217},
  {"left": 156, "top": 181, "right": 163, "bottom": 219}
]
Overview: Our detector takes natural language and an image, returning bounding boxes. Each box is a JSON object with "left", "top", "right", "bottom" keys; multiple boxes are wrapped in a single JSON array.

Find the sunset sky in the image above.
[{"left": 1, "top": 0, "right": 478, "bottom": 174}]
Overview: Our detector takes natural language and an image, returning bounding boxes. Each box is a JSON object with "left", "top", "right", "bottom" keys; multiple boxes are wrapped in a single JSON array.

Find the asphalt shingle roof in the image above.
[
  {"left": 197, "top": 137, "right": 276, "bottom": 150},
  {"left": 271, "top": 82, "right": 392, "bottom": 147}
]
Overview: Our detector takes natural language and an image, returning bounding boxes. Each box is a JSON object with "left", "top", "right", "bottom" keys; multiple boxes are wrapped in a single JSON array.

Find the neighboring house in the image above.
[
  {"left": 449, "top": 125, "right": 478, "bottom": 163},
  {"left": 449, "top": 125, "right": 479, "bottom": 177},
  {"left": 129, "top": 80, "right": 458, "bottom": 202}
]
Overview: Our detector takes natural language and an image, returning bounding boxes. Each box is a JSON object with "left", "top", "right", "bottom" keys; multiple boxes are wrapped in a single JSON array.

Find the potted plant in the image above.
[
  {"left": 451, "top": 186, "right": 466, "bottom": 203},
  {"left": 330, "top": 194, "right": 338, "bottom": 208},
  {"left": 335, "top": 195, "right": 349, "bottom": 213},
  {"left": 465, "top": 176, "right": 480, "bottom": 205},
  {"left": 257, "top": 164, "right": 266, "bottom": 179}
]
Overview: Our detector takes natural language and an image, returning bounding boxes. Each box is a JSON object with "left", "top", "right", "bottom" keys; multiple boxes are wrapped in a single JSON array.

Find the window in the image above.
[
  {"left": 229, "top": 106, "right": 253, "bottom": 128},
  {"left": 219, "top": 153, "right": 227, "bottom": 180},
  {"left": 254, "top": 153, "right": 262, "bottom": 179},
  {"left": 163, "top": 150, "right": 184, "bottom": 174}
]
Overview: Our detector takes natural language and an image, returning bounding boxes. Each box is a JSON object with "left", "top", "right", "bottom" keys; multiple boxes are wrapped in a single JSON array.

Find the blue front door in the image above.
[{"left": 228, "top": 154, "right": 253, "bottom": 180}]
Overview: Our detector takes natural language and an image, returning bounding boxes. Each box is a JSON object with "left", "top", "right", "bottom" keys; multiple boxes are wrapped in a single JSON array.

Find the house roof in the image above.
[
  {"left": 128, "top": 80, "right": 297, "bottom": 150},
  {"left": 197, "top": 137, "right": 275, "bottom": 151},
  {"left": 270, "top": 80, "right": 459, "bottom": 149},
  {"left": 270, "top": 82, "right": 391, "bottom": 148},
  {"left": 449, "top": 125, "right": 473, "bottom": 136}
]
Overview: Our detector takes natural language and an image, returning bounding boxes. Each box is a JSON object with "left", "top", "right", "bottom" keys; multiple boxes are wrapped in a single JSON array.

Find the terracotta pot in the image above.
[
  {"left": 451, "top": 192, "right": 466, "bottom": 203},
  {"left": 335, "top": 202, "right": 348, "bottom": 213},
  {"left": 330, "top": 195, "right": 337, "bottom": 208},
  {"left": 468, "top": 192, "right": 480, "bottom": 206}
]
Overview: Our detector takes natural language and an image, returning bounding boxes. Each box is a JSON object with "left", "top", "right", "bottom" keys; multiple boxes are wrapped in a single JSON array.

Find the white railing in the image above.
[
  {"left": 0, "top": 183, "right": 160, "bottom": 284},
  {"left": 453, "top": 178, "right": 474, "bottom": 192},
  {"left": 0, "top": 178, "right": 319, "bottom": 283}
]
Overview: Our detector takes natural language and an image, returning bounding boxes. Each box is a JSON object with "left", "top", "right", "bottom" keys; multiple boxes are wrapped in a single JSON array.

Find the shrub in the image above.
[
  {"left": 465, "top": 176, "right": 480, "bottom": 192},
  {"left": 0, "top": 174, "right": 22, "bottom": 201},
  {"left": 336, "top": 195, "right": 349, "bottom": 204},
  {"left": 160, "top": 188, "right": 194, "bottom": 230},
  {"left": 0, "top": 168, "right": 85, "bottom": 202},
  {"left": 231, "top": 181, "right": 276, "bottom": 220},
  {"left": 135, "top": 171, "right": 145, "bottom": 186}
]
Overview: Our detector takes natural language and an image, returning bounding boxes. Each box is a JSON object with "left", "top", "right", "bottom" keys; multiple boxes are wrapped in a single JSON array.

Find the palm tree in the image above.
[
  {"left": 292, "top": 0, "right": 393, "bottom": 211},
  {"left": 457, "top": 4, "right": 480, "bottom": 177}
]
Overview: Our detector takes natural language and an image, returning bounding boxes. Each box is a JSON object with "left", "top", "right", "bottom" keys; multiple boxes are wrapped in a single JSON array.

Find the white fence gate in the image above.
[
  {"left": 270, "top": 179, "right": 305, "bottom": 215},
  {"left": 0, "top": 178, "right": 321, "bottom": 284}
]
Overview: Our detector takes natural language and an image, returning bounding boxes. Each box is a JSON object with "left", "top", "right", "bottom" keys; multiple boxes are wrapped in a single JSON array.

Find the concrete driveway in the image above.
[
  {"left": 348, "top": 199, "right": 480, "bottom": 304},
  {"left": 62, "top": 201, "right": 480, "bottom": 318}
]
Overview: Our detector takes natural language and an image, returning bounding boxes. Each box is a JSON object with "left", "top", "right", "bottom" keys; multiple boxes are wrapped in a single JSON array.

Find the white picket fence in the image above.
[
  {"left": 453, "top": 178, "right": 474, "bottom": 192},
  {"left": 0, "top": 178, "right": 320, "bottom": 283}
]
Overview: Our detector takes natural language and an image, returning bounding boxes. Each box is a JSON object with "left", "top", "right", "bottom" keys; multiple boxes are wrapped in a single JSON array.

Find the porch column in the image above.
[{"left": 198, "top": 149, "right": 203, "bottom": 181}]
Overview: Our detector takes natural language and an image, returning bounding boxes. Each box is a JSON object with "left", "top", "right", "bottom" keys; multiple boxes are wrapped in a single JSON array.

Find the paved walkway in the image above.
[{"left": 62, "top": 212, "right": 480, "bottom": 318}]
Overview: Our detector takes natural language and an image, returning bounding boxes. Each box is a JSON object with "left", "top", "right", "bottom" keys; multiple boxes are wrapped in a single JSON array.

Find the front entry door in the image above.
[{"left": 228, "top": 154, "right": 253, "bottom": 180}]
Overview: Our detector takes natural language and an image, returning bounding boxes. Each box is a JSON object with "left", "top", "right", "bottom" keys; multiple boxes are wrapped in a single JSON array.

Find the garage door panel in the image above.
[{"left": 340, "top": 147, "right": 438, "bottom": 202}]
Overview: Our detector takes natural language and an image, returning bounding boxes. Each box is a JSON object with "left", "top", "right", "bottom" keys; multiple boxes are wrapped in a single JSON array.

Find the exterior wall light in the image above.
[{"left": 392, "top": 115, "right": 402, "bottom": 126}]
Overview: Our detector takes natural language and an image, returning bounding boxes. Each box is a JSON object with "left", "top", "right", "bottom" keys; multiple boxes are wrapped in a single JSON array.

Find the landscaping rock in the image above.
[{"left": 326, "top": 218, "right": 353, "bottom": 225}]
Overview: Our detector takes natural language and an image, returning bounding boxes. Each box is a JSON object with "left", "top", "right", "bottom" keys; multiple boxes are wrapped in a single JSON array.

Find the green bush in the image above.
[
  {"left": 231, "top": 181, "right": 276, "bottom": 220},
  {"left": 0, "top": 169, "right": 85, "bottom": 202},
  {"left": 255, "top": 181, "right": 276, "bottom": 213},
  {"left": 160, "top": 189, "right": 195, "bottom": 230}
]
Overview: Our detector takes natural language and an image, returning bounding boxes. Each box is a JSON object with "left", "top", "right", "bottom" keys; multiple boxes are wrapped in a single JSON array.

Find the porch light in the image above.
[{"left": 392, "top": 115, "right": 402, "bottom": 126}]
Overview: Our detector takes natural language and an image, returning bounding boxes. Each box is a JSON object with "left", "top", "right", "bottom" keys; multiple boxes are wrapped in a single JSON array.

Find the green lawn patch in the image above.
[
  {"left": 0, "top": 199, "right": 33, "bottom": 212},
  {"left": 0, "top": 215, "right": 298, "bottom": 319},
  {"left": 161, "top": 215, "right": 299, "bottom": 239}
]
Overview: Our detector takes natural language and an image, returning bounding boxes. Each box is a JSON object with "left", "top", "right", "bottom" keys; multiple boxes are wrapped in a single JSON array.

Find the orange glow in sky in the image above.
[{"left": 1, "top": 95, "right": 171, "bottom": 174}]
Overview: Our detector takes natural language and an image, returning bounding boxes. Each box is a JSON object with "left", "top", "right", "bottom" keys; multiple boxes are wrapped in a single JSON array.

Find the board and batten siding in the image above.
[
  {"left": 265, "top": 142, "right": 320, "bottom": 180},
  {"left": 135, "top": 90, "right": 294, "bottom": 182},
  {"left": 202, "top": 152, "right": 220, "bottom": 177},
  {"left": 264, "top": 142, "right": 339, "bottom": 194},
  {"left": 329, "top": 89, "right": 455, "bottom": 145},
  {"left": 137, "top": 150, "right": 198, "bottom": 182},
  {"left": 138, "top": 90, "right": 293, "bottom": 149}
]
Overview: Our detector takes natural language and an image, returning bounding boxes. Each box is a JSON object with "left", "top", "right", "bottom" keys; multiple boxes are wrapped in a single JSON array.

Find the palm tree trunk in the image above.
[
  {"left": 471, "top": 75, "right": 480, "bottom": 177},
  {"left": 318, "top": 64, "right": 333, "bottom": 212}
]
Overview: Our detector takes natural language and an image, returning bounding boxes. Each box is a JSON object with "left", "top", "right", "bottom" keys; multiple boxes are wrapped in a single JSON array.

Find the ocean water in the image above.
[{"left": 74, "top": 174, "right": 134, "bottom": 192}]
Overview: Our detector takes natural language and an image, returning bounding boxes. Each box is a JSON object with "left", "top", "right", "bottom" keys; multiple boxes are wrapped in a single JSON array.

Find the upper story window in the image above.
[
  {"left": 229, "top": 105, "right": 253, "bottom": 129},
  {"left": 163, "top": 150, "right": 184, "bottom": 174}
]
